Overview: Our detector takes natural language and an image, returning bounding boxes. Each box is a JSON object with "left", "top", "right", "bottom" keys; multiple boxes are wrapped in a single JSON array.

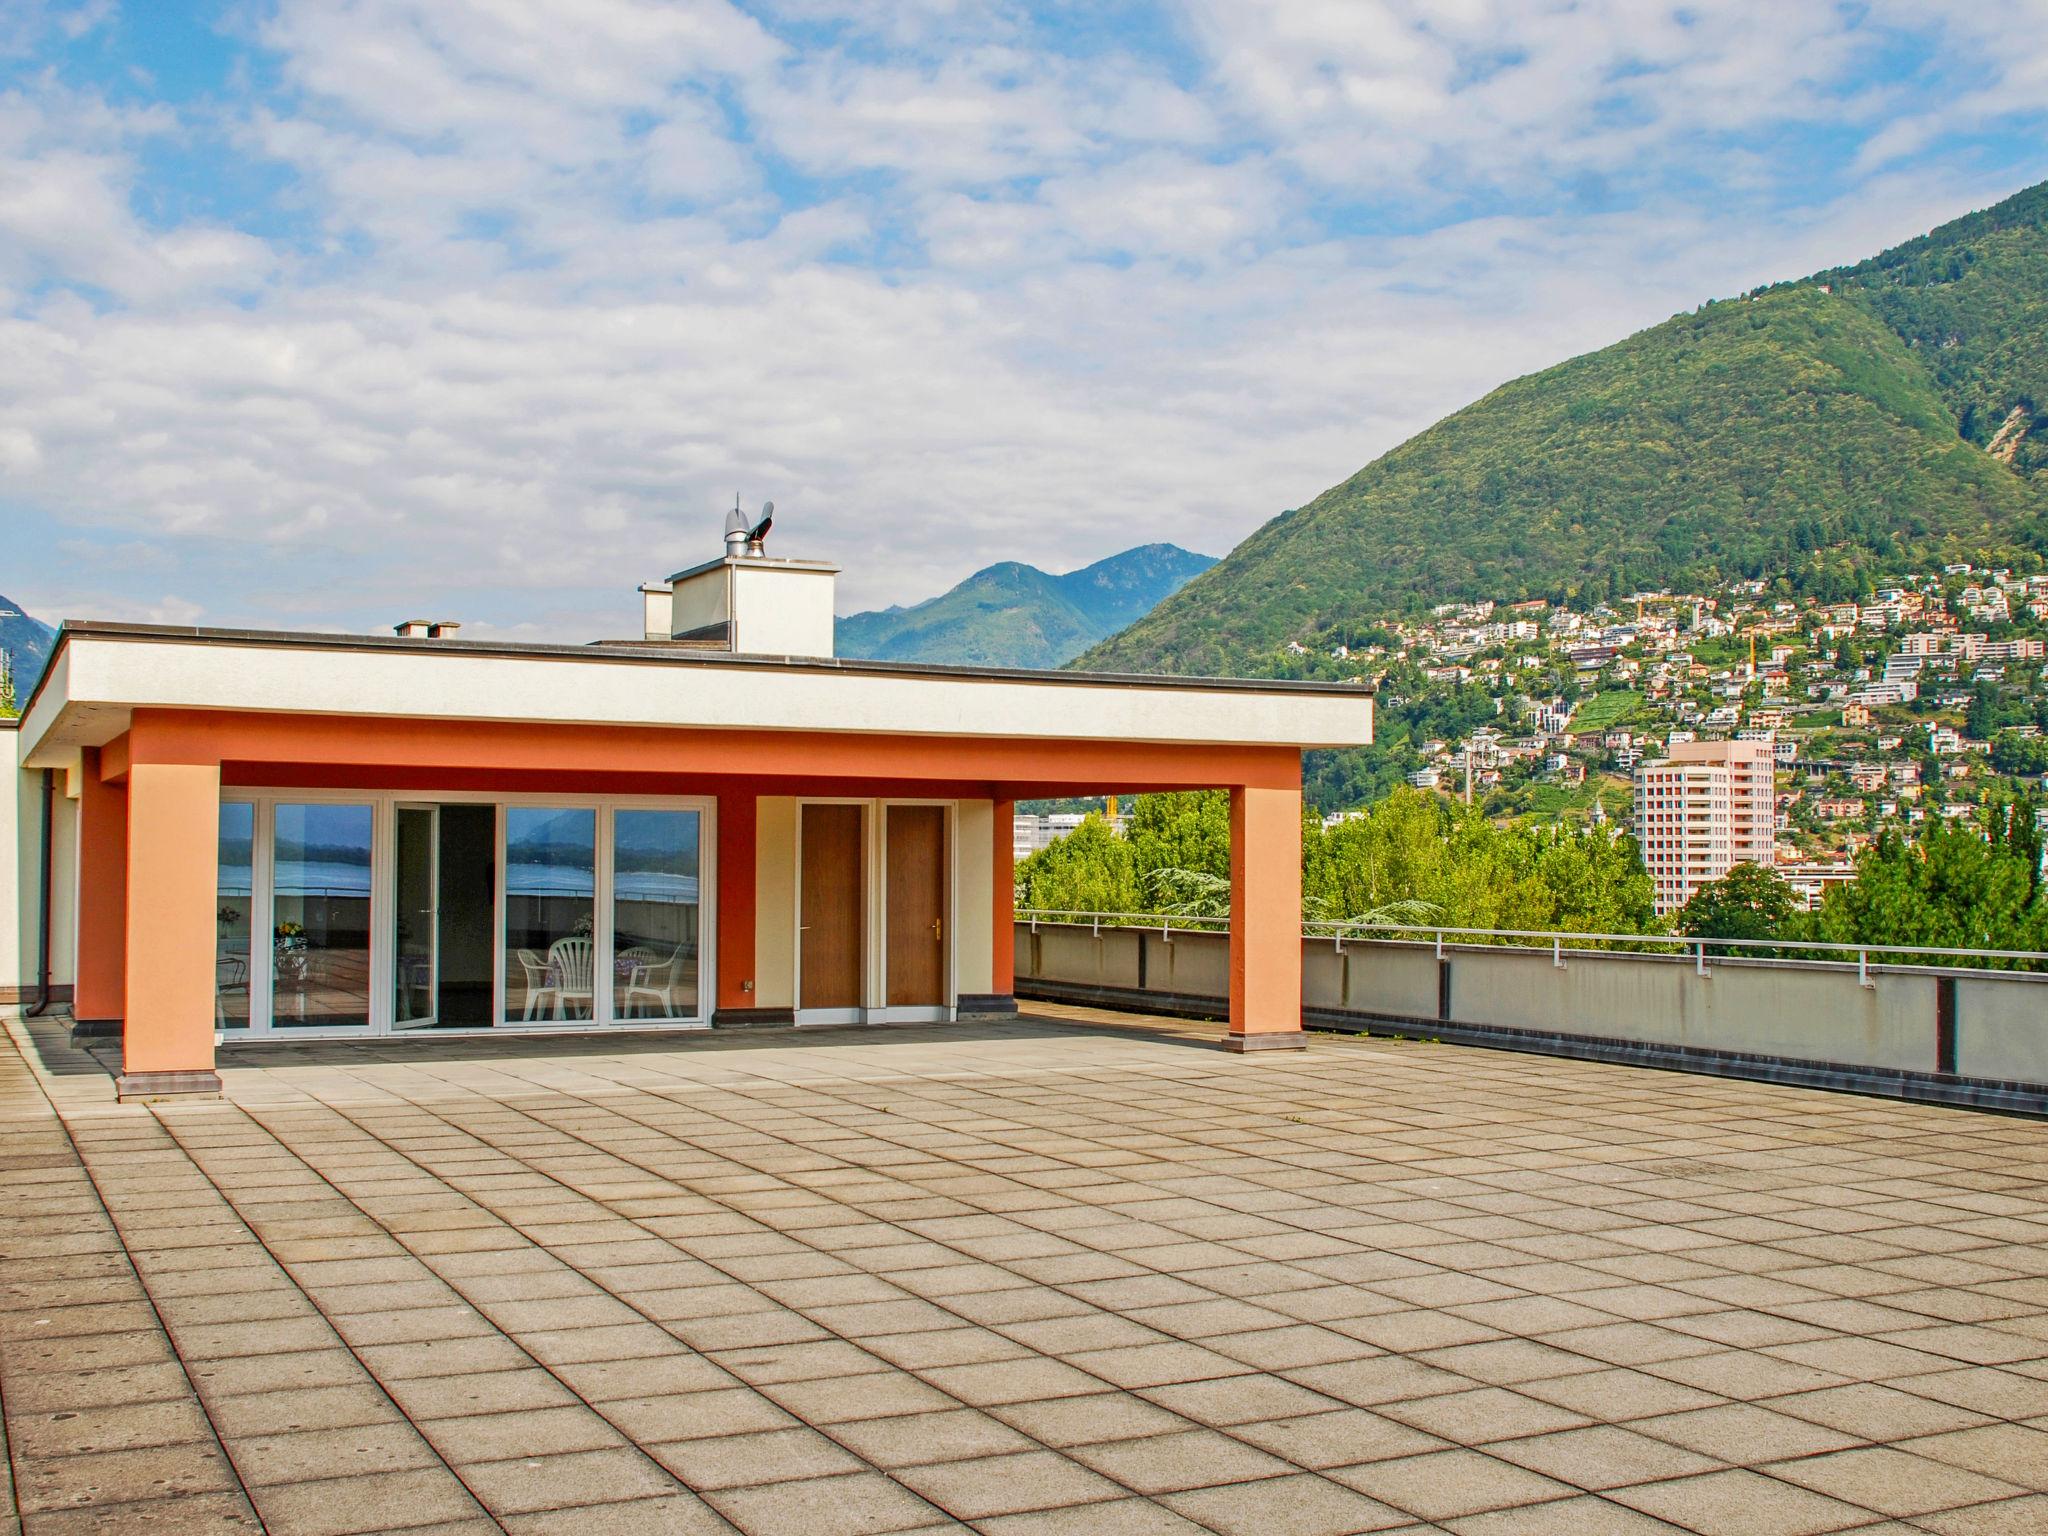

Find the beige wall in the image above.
[
  {"left": 1957, "top": 976, "right": 2048, "bottom": 1084},
  {"left": 754, "top": 796, "right": 798, "bottom": 1010},
  {"left": 756, "top": 796, "right": 992, "bottom": 1012},
  {"left": 954, "top": 800, "right": 993, "bottom": 996}
]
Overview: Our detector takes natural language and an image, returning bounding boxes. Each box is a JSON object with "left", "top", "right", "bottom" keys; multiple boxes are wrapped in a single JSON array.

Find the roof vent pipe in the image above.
[{"left": 724, "top": 497, "right": 773, "bottom": 558}]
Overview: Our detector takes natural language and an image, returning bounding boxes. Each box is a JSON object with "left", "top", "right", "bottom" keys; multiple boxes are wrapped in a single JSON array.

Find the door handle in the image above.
[{"left": 931, "top": 918, "right": 942, "bottom": 941}]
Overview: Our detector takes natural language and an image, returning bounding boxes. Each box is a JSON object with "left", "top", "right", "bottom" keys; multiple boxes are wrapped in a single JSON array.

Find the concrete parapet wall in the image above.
[
  {"left": 1957, "top": 976, "right": 2048, "bottom": 1085},
  {"left": 1014, "top": 921, "right": 2046, "bottom": 1109},
  {"left": 1436, "top": 945, "right": 1933, "bottom": 1074}
]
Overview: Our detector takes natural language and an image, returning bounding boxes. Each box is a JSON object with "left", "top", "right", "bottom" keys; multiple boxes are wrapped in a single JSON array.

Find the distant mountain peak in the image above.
[
  {"left": 0, "top": 592, "right": 55, "bottom": 704},
  {"left": 836, "top": 544, "right": 1216, "bottom": 669}
]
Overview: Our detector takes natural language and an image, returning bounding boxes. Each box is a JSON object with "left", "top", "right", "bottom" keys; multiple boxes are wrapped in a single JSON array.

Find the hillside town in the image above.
[{"left": 1281, "top": 564, "right": 2048, "bottom": 913}]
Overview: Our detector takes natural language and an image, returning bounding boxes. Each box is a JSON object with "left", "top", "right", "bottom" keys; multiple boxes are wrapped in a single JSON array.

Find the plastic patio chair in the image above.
[
  {"left": 620, "top": 945, "right": 679, "bottom": 1019},
  {"left": 546, "top": 936, "right": 595, "bottom": 1020},
  {"left": 516, "top": 948, "right": 555, "bottom": 1020}
]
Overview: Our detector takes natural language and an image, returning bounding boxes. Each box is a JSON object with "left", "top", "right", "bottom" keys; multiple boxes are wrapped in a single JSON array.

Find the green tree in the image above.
[
  {"left": 1016, "top": 816, "right": 1140, "bottom": 915},
  {"left": 1676, "top": 863, "right": 1801, "bottom": 942},
  {"left": 1303, "top": 789, "right": 1657, "bottom": 934},
  {"left": 1797, "top": 813, "right": 2048, "bottom": 960},
  {"left": 1125, "top": 791, "right": 1230, "bottom": 879},
  {"left": 1990, "top": 733, "right": 2048, "bottom": 778}
]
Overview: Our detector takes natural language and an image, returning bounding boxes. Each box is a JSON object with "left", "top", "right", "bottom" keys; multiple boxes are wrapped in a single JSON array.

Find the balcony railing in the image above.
[
  {"left": 1014, "top": 910, "right": 2047, "bottom": 1113},
  {"left": 1016, "top": 909, "right": 2048, "bottom": 981}
]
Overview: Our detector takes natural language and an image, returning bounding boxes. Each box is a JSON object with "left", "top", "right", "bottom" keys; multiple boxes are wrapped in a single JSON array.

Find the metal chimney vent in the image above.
[{"left": 724, "top": 496, "right": 774, "bottom": 558}]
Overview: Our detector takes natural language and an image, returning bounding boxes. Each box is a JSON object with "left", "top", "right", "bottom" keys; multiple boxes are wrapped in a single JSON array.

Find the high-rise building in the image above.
[{"left": 1634, "top": 737, "right": 1777, "bottom": 916}]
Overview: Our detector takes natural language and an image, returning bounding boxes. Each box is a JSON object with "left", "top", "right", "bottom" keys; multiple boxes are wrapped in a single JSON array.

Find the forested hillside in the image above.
[{"left": 1083, "top": 182, "right": 2048, "bottom": 676}]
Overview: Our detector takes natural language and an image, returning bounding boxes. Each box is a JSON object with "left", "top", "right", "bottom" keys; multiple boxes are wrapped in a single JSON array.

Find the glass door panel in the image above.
[
  {"left": 271, "top": 803, "right": 373, "bottom": 1029},
  {"left": 612, "top": 809, "right": 701, "bottom": 1022},
  {"left": 504, "top": 807, "right": 596, "bottom": 1023},
  {"left": 216, "top": 802, "right": 254, "bottom": 1030},
  {"left": 394, "top": 807, "right": 437, "bottom": 1028}
]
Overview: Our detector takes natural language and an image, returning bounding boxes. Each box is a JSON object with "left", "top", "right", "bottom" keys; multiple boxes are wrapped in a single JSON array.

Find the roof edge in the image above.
[{"left": 36, "top": 621, "right": 1376, "bottom": 699}]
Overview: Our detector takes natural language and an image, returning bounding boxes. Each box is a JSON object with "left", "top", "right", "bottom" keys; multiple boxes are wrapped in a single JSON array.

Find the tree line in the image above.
[
  {"left": 1017, "top": 787, "right": 2048, "bottom": 964},
  {"left": 1017, "top": 789, "right": 1656, "bottom": 933}
]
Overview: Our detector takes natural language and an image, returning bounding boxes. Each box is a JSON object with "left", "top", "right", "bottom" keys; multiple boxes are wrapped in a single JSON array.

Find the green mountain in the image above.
[
  {"left": 0, "top": 593, "right": 53, "bottom": 708},
  {"left": 1083, "top": 180, "right": 2048, "bottom": 676},
  {"left": 837, "top": 544, "right": 1216, "bottom": 668}
]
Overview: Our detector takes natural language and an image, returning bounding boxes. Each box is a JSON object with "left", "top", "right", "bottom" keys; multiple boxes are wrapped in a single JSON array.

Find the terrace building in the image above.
[{"left": 4, "top": 527, "right": 1370, "bottom": 1098}]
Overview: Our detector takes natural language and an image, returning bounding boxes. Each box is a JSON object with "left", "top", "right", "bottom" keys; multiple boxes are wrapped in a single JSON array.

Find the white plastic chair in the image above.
[
  {"left": 620, "top": 945, "right": 679, "bottom": 1018},
  {"left": 546, "top": 936, "right": 595, "bottom": 1020},
  {"left": 516, "top": 948, "right": 554, "bottom": 1020},
  {"left": 215, "top": 954, "right": 249, "bottom": 1028}
]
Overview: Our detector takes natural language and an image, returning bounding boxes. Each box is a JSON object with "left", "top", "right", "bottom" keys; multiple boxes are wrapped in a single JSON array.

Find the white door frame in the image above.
[{"left": 793, "top": 797, "right": 957, "bottom": 1026}]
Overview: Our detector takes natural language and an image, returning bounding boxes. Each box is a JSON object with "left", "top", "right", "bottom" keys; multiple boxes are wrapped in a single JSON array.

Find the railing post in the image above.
[
  {"left": 1553, "top": 936, "right": 1565, "bottom": 970},
  {"left": 1695, "top": 940, "right": 1708, "bottom": 978},
  {"left": 1858, "top": 948, "right": 1871, "bottom": 989}
]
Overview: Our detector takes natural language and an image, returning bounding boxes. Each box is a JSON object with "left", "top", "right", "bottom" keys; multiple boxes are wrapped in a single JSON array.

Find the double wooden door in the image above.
[{"left": 798, "top": 803, "right": 948, "bottom": 1014}]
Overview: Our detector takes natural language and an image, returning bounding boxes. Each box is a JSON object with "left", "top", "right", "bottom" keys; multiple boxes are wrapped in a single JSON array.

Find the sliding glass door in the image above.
[
  {"left": 216, "top": 792, "right": 711, "bottom": 1036},
  {"left": 612, "top": 809, "right": 701, "bottom": 1023},
  {"left": 503, "top": 808, "right": 598, "bottom": 1024},
  {"left": 271, "top": 803, "right": 373, "bottom": 1029}
]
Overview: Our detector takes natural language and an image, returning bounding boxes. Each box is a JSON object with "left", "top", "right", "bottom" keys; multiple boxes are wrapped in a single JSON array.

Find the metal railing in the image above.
[{"left": 1016, "top": 909, "right": 2048, "bottom": 983}]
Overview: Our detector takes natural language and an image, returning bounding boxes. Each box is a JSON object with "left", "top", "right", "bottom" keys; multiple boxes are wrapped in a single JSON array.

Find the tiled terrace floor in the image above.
[{"left": 3, "top": 1009, "right": 2046, "bottom": 1536}]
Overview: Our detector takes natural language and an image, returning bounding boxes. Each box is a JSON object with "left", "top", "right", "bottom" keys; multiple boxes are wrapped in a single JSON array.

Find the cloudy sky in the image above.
[{"left": 4, "top": 1, "right": 2048, "bottom": 639}]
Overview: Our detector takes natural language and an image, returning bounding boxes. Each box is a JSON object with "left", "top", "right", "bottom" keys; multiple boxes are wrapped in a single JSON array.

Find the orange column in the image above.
[
  {"left": 1227, "top": 783, "right": 1305, "bottom": 1051},
  {"left": 990, "top": 797, "right": 1016, "bottom": 1009},
  {"left": 713, "top": 790, "right": 780, "bottom": 1026},
  {"left": 119, "top": 762, "right": 222, "bottom": 1098},
  {"left": 72, "top": 750, "right": 128, "bottom": 1037}
]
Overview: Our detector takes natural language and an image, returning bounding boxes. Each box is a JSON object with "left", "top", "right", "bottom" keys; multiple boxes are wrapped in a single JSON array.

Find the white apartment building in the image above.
[
  {"left": 1634, "top": 737, "right": 1778, "bottom": 916},
  {"left": 1013, "top": 811, "right": 1129, "bottom": 860}
]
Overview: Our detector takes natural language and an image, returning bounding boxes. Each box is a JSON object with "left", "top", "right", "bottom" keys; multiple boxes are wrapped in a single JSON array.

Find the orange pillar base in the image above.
[
  {"left": 1227, "top": 783, "right": 1306, "bottom": 1052},
  {"left": 119, "top": 762, "right": 222, "bottom": 1100}
]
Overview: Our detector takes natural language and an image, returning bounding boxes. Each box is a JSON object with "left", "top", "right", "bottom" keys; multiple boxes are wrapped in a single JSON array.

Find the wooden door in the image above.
[
  {"left": 800, "top": 804, "right": 864, "bottom": 1010},
  {"left": 886, "top": 806, "right": 947, "bottom": 1007}
]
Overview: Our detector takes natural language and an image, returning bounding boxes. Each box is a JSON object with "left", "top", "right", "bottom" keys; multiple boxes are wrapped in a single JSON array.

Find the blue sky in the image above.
[{"left": 4, "top": 0, "right": 2047, "bottom": 639}]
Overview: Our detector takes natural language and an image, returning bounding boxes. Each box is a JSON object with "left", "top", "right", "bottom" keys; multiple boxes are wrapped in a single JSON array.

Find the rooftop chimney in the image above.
[
  {"left": 641, "top": 502, "right": 837, "bottom": 657},
  {"left": 394, "top": 619, "right": 462, "bottom": 639}
]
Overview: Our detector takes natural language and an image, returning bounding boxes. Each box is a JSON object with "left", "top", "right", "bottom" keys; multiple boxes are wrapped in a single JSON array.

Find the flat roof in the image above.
[
  {"left": 31, "top": 621, "right": 1372, "bottom": 703},
  {"left": 19, "top": 621, "right": 1374, "bottom": 766}
]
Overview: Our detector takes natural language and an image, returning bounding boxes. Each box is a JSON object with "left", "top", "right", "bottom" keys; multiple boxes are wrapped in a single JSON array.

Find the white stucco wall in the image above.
[
  {"left": 5, "top": 729, "right": 76, "bottom": 1005},
  {"left": 954, "top": 800, "right": 993, "bottom": 997},
  {"left": 754, "top": 796, "right": 799, "bottom": 1010}
]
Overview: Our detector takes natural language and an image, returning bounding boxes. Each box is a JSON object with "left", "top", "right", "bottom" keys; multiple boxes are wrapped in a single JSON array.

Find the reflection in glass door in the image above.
[
  {"left": 394, "top": 807, "right": 437, "bottom": 1028},
  {"left": 216, "top": 802, "right": 254, "bottom": 1030},
  {"left": 272, "top": 803, "right": 373, "bottom": 1029},
  {"left": 504, "top": 807, "right": 597, "bottom": 1023},
  {"left": 612, "top": 809, "right": 701, "bottom": 1022}
]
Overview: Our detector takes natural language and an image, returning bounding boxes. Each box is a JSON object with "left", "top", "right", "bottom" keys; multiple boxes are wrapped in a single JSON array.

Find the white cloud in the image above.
[{"left": 3, "top": 0, "right": 2048, "bottom": 639}]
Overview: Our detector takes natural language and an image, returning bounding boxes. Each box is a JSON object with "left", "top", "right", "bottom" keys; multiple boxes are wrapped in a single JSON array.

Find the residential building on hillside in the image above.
[{"left": 1634, "top": 737, "right": 1778, "bottom": 916}]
